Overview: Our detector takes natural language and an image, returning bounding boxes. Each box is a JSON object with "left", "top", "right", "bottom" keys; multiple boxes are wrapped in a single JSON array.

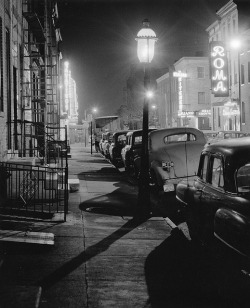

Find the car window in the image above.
[
  {"left": 117, "top": 134, "right": 126, "bottom": 145},
  {"left": 199, "top": 154, "right": 209, "bottom": 181},
  {"left": 164, "top": 133, "right": 196, "bottom": 143},
  {"left": 237, "top": 164, "right": 250, "bottom": 193},
  {"left": 211, "top": 157, "right": 224, "bottom": 188},
  {"left": 134, "top": 136, "right": 142, "bottom": 145},
  {"left": 126, "top": 135, "right": 131, "bottom": 145}
]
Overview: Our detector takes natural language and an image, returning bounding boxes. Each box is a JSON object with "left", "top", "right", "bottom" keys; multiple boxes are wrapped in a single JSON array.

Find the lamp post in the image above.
[
  {"left": 135, "top": 19, "right": 157, "bottom": 218},
  {"left": 230, "top": 38, "right": 242, "bottom": 131}
]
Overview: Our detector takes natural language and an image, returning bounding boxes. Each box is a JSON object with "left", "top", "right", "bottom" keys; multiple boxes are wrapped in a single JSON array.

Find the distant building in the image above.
[
  {"left": 125, "top": 64, "right": 163, "bottom": 130},
  {"left": 206, "top": 0, "right": 250, "bottom": 132},
  {"left": 156, "top": 57, "right": 211, "bottom": 130}
]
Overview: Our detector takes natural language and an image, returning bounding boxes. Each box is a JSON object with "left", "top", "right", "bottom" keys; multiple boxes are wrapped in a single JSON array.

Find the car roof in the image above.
[
  {"left": 203, "top": 137, "right": 250, "bottom": 192},
  {"left": 113, "top": 130, "right": 130, "bottom": 136},
  {"left": 149, "top": 127, "right": 206, "bottom": 142},
  {"left": 204, "top": 137, "right": 250, "bottom": 158},
  {"left": 126, "top": 128, "right": 156, "bottom": 137}
]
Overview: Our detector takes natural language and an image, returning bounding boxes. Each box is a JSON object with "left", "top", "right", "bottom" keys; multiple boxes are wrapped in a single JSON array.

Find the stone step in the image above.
[
  {"left": 0, "top": 230, "right": 54, "bottom": 245},
  {"left": 68, "top": 178, "right": 79, "bottom": 192}
]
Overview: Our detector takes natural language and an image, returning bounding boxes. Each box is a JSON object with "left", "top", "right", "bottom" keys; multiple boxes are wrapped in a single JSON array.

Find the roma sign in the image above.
[{"left": 210, "top": 41, "right": 229, "bottom": 97}]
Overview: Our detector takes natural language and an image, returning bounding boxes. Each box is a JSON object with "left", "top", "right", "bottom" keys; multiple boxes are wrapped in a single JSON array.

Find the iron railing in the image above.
[{"left": 0, "top": 162, "right": 68, "bottom": 221}]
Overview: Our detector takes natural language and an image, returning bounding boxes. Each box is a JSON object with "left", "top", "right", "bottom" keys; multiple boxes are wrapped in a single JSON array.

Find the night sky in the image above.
[{"left": 57, "top": 0, "right": 229, "bottom": 119}]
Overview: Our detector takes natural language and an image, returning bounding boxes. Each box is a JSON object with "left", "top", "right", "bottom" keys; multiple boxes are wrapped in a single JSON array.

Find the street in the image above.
[{"left": 0, "top": 143, "right": 250, "bottom": 307}]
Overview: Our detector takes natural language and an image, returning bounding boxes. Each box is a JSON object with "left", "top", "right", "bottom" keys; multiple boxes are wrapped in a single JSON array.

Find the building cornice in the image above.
[{"left": 216, "top": 0, "right": 237, "bottom": 19}]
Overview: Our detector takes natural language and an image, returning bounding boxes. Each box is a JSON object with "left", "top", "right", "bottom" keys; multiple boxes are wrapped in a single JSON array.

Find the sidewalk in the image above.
[{"left": 0, "top": 143, "right": 173, "bottom": 307}]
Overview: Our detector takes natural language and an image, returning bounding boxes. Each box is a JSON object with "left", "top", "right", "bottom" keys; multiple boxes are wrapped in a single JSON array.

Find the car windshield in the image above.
[{"left": 237, "top": 164, "right": 250, "bottom": 193}]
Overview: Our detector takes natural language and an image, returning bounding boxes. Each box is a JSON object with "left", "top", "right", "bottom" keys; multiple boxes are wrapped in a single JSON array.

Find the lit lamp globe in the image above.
[
  {"left": 230, "top": 38, "right": 241, "bottom": 50},
  {"left": 136, "top": 19, "right": 158, "bottom": 63}
]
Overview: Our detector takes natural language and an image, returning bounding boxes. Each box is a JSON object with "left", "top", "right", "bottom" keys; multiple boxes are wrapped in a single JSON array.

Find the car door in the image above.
[{"left": 198, "top": 154, "right": 230, "bottom": 238}]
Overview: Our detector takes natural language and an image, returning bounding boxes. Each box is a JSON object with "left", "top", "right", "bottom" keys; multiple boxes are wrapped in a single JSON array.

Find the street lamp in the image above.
[
  {"left": 230, "top": 38, "right": 242, "bottom": 131},
  {"left": 135, "top": 19, "right": 157, "bottom": 218}
]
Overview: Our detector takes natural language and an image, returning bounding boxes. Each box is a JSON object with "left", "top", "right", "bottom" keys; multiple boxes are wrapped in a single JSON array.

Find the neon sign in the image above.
[
  {"left": 178, "top": 110, "right": 194, "bottom": 118},
  {"left": 173, "top": 71, "right": 187, "bottom": 112},
  {"left": 197, "top": 109, "right": 211, "bottom": 116},
  {"left": 210, "top": 41, "right": 229, "bottom": 97}
]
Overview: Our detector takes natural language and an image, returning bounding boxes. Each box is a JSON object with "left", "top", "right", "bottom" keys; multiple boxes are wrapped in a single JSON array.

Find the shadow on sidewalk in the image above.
[
  {"left": 37, "top": 217, "right": 148, "bottom": 290},
  {"left": 79, "top": 190, "right": 138, "bottom": 217},
  {"left": 145, "top": 228, "right": 250, "bottom": 307}
]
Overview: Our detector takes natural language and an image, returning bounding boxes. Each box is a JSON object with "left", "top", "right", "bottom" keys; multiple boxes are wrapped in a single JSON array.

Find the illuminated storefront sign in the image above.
[
  {"left": 178, "top": 110, "right": 194, "bottom": 118},
  {"left": 173, "top": 71, "right": 187, "bottom": 112},
  {"left": 210, "top": 41, "right": 229, "bottom": 97},
  {"left": 197, "top": 109, "right": 211, "bottom": 116},
  {"left": 223, "top": 102, "right": 240, "bottom": 116}
]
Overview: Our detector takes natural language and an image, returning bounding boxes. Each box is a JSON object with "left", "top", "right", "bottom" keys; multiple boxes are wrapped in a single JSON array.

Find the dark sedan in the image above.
[
  {"left": 109, "top": 130, "right": 129, "bottom": 167},
  {"left": 121, "top": 129, "right": 156, "bottom": 177},
  {"left": 176, "top": 137, "right": 250, "bottom": 258}
]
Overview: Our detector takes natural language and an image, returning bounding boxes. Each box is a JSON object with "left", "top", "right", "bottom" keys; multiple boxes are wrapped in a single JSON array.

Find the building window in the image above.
[
  {"left": 0, "top": 17, "right": 2, "bottom": 112},
  {"left": 227, "top": 22, "right": 231, "bottom": 37},
  {"left": 234, "top": 60, "right": 237, "bottom": 84},
  {"left": 198, "top": 92, "right": 205, "bottom": 104},
  {"left": 241, "top": 64, "right": 245, "bottom": 85},
  {"left": 233, "top": 19, "right": 236, "bottom": 34},
  {"left": 248, "top": 62, "right": 250, "bottom": 83},
  {"left": 242, "top": 101, "right": 245, "bottom": 124},
  {"left": 222, "top": 26, "right": 225, "bottom": 40},
  {"left": 197, "top": 67, "right": 205, "bottom": 79},
  {"left": 218, "top": 108, "right": 221, "bottom": 128}
]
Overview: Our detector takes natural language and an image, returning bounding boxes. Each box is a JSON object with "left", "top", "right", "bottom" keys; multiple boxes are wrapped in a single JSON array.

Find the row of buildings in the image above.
[
  {"left": 0, "top": 0, "right": 78, "bottom": 162},
  {"left": 124, "top": 0, "right": 250, "bottom": 134},
  {"left": 156, "top": 0, "right": 250, "bottom": 133}
]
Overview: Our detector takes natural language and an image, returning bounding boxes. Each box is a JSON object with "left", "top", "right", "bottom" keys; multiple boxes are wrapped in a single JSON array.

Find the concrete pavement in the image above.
[{"left": 0, "top": 143, "right": 174, "bottom": 307}]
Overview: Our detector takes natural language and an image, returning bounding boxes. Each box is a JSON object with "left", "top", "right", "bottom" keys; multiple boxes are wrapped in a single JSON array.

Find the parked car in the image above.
[
  {"left": 103, "top": 132, "right": 113, "bottom": 158},
  {"left": 121, "top": 129, "right": 156, "bottom": 176},
  {"left": 176, "top": 137, "right": 250, "bottom": 259},
  {"left": 149, "top": 127, "right": 206, "bottom": 193},
  {"left": 109, "top": 130, "right": 129, "bottom": 167},
  {"left": 208, "top": 130, "right": 250, "bottom": 144},
  {"left": 99, "top": 132, "right": 112, "bottom": 156}
]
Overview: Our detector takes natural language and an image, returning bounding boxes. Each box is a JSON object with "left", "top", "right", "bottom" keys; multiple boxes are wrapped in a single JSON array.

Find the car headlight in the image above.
[{"left": 163, "top": 182, "right": 175, "bottom": 192}]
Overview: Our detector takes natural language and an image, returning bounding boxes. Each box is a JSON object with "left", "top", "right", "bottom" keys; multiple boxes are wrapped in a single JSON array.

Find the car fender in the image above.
[
  {"left": 150, "top": 160, "right": 166, "bottom": 186},
  {"left": 214, "top": 208, "right": 250, "bottom": 257}
]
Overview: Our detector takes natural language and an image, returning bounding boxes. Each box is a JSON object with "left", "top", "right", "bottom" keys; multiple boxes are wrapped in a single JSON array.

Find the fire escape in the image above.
[
  {"left": 0, "top": 0, "right": 68, "bottom": 221},
  {"left": 19, "top": 0, "right": 65, "bottom": 163}
]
